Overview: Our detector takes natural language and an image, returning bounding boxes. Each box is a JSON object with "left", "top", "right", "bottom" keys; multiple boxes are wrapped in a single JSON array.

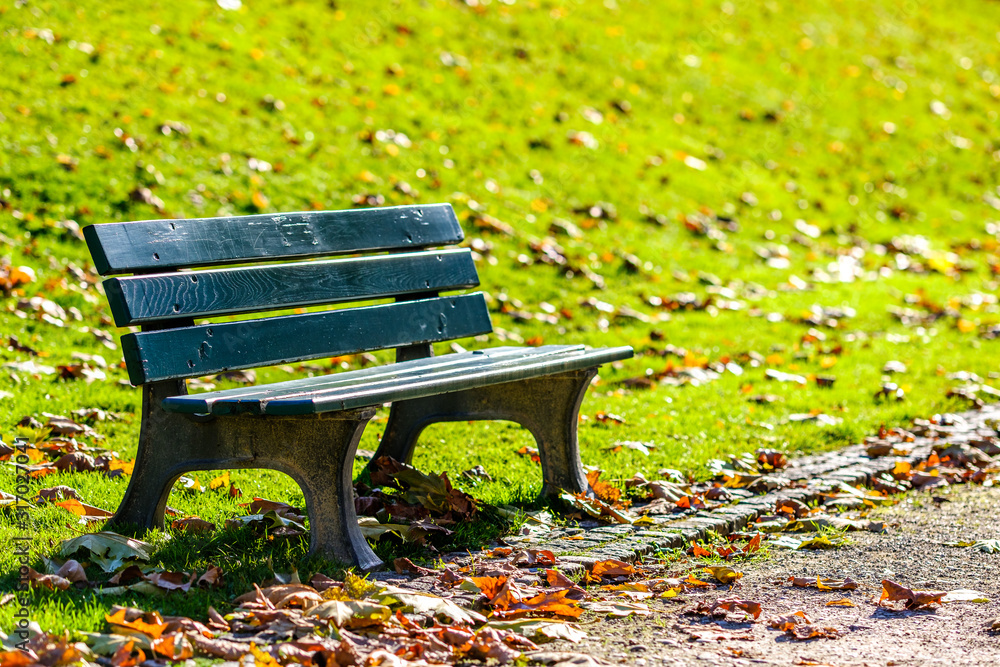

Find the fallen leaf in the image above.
[
  {"left": 306, "top": 600, "right": 392, "bottom": 628},
  {"left": 170, "top": 516, "right": 216, "bottom": 534},
  {"left": 704, "top": 566, "right": 743, "bottom": 584},
  {"left": 825, "top": 598, "right": 856, "bottom": 607},
  {"left": 879, "top": 579, "right": 945, "bottom": 610},
  {"left": 59, "top": 532, "right": 153, "bottom": 573}
]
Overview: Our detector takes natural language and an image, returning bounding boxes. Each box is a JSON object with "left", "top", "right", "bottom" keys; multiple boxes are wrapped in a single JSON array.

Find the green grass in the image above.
[{"left": 2, "top": 0, "right": 1000, "bottom": 634}]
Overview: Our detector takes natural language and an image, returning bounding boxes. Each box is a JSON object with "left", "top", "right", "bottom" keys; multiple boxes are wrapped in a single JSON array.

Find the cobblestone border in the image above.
[{"left": 501, "top": 404, "right": 1000, "bottom": 571}]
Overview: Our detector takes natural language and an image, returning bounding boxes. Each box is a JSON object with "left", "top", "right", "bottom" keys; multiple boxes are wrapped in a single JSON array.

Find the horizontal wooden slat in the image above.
[
  {"left": 163, "top": 346, "right": 584, "bottom": 414},
  {"left": 121, "top": 294, "right": 492, "bottom": 384},
  {"left": 84, "top": 204, "right": 463, "bottom": 275},
  {"left": 104, "top": 249, "right": 479, "bottom": 326},
  {"left": 163, "top": 345, "right": 634, "bottom": 416}
]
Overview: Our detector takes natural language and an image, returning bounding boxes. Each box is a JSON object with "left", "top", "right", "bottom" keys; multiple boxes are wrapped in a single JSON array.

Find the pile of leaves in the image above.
[
  {"left": 5, "top": 542, "right": 732, "bottom": 667},
  {"left": 351, "top": 456, "right": 480, "bottom": 547}
]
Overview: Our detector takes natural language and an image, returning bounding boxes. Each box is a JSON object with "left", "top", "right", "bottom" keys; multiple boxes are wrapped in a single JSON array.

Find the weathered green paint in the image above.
[
  {"left": 103, "top": 248, "right": 479, "bottom": 326},
  {"left": 121, "top": 294, "right": 493, "bottom": 384},
  {"left": 84, "top": 204, "right": 463, "bottom": 275}
]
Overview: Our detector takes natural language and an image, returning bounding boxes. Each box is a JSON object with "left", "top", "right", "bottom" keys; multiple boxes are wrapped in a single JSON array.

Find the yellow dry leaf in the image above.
[
  {"left": 209, "top": 471, "right": 230, "bottom": 491},
  {"left": 825, "top": 598, "right": 856, "bottom": 607},
  {"left": 704, "top": 566, "right": 743, "bottom": 585}
]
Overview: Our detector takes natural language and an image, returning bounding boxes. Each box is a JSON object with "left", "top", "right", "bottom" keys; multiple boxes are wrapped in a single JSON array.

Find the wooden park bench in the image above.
[{"left": 84, "top": 203, "right": 633, "bottom": 569}]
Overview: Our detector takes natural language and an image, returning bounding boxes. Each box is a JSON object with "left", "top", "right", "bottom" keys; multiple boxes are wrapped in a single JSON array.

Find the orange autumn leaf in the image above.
[
  {"left": 150, "top": 633, "right": 193, "bottom": 661},
  {"left": 586, "top": 559, "right": 638, "bottom": 583},
  {"left": 110, "top": 640, "right": 145, "bottom": 667},
  {"left": 470, "top": 575, "right": 507, "bottom": 601},
  {"left": 682, "top": 573, "right": 713, "bottom": 588},
  {"left": 585, "top": 469, "right": 623, "bottom": 506},
  {"left": 492, "top": 588, "right": 583, "bottom": 619},
  {"left": 690, "top": 543, "right": 713, "bottom": 558},
  {"left": 742, "top": 533, "right": 762, "bottom": 554},
  {"left": 106, "top": 609, "right": 170, "bottom": 640},
  {"left": 55, "top": 498, "right": 114, "bottom": 518},
  {"left": 0, "top": 651, "right": 35, "bottom": 667},
  {"left": 879, "top": 579, "right": 945, "bottom": 610}
]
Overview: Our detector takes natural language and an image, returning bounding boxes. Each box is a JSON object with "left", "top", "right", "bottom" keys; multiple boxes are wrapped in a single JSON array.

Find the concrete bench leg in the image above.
[
  {"left": 106, "top": 381, "right": 382, "bottom": 571},
  {"left": 374, "top": 368, "right": 597, "bottom": 496}
]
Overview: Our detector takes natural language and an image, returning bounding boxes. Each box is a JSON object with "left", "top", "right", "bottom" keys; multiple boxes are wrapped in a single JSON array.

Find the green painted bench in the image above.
[{"left": 84, "top": 203, "right": 632, "bottom": 569}]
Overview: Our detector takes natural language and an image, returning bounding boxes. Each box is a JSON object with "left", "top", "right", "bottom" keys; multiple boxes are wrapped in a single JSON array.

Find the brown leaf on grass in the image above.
[
  {"left": 44, "top": 414, "right": 101, "bottom": 438},
  {"left": 27, "top": 568, "right": 72, "bottom": 591},
  {"left": 0, "top": 442, "right": 14, "bottom": 462},
  {"left": 198, "top": 566, "right": 223, "bottom": 588},
  {"left": 170, "top": 516, "right": 216, "bottom": 534},
  {"left": 108, "top": 565, "right": 146, "bottom": 586},
  {"left": 53, "top": 452, "right": 96, "bottom": 472},
  {"left": 879, "top": 579, "right": 945, "bottom": 610},
  {"left": 146, "top": 571, "right": 196, "bottom": 593},
  {"left": 37, "top": 486, "right": 82, "bottom": 502},
  {"left": 54, "top": 559, "right": 88, "bottom": 584}
]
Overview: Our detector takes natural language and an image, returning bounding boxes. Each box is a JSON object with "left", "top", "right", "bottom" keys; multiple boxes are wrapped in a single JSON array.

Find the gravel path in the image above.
[{"left": 559, "top": 482, "right": 1000, "bottom": 667}]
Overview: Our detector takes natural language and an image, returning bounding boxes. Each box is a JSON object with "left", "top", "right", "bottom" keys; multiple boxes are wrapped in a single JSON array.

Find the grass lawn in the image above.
[{"left": 2, "top": 0, "right": 1000, "bottom": 634}]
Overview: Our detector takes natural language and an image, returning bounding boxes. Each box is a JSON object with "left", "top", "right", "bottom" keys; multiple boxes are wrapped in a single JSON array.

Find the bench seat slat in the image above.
[
  {"left": 84, "top": 204, "right": 463, "bottom": 275},
  {"left": 164, "top": 345, "right": 587, "bottom": 414},
  {"left": 104, "top": 248, "right": 479, "bottom": 326},
  {"left": 168, "top": 345, "right": 580, "bottom": 411},
  {"left": 121, "top": 294, "right": 492, "bottom": 384},
  {"left": 162, "top": 345, "right": 634, "bottom": 416}
]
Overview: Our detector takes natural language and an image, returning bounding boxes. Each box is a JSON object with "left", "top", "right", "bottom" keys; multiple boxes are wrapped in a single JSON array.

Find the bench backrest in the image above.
[{"left": 84, "top": 204, "right": 492, "bottom": 385}]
